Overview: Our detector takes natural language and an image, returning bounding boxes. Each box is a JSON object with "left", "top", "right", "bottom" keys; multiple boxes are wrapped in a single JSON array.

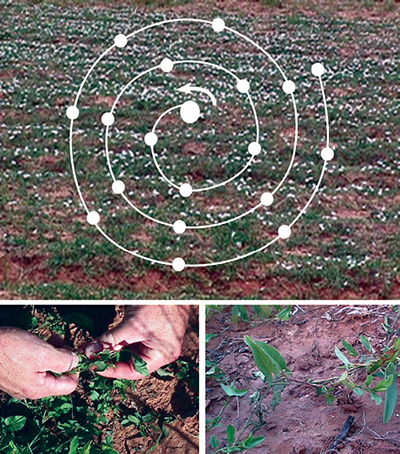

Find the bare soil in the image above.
[{"left": 206, "top": 305, "right": 400, "bottom": 453}]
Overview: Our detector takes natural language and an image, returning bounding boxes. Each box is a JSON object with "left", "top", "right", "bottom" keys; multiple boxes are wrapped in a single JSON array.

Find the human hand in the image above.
[
  {"left": 0, "top": 327, "right": 79, "bottom": 399},
  {"left": 84, "top": 305, "right": 190, "bottom": 379}
]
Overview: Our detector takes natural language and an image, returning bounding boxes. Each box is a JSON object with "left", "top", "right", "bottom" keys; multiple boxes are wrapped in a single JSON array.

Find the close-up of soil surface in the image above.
[
  {"left": 206, "top": 305, "right": 400, "bottom": 453},
  {"left": 0, "top": 305, "right": 199, "bottom": 454}
]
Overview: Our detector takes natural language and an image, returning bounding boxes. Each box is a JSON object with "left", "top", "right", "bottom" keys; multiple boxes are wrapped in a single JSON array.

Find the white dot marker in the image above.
[
  {"left": 212, "top": 18, "right": 225, "bottom": 32},
  {"left": 248, "top": 142, "right": 261, "bottom": 156},
  {"left": 180, "top": 183, "right": 193, "bottom": 198},
  {"left": 114, "top": 34, "right": 127, "bottom": 48},
  {"left": 66, "top": 106, "right": 79, "bottom": 120},
  {"left": 261, "top": 192, "right": 274, "bottom": 207},
  {"left": 160, "top": 58, "right": 174, "bottom": 73},
  {"left": 278, "top": 225, "right": 291, "bottom": 239},
  {"left": 101, "top": 112, "right": 115, "bottom": 126},
  {"left": 237, "top": 79, "right": 250, "bottom": 94},
  {"left": 282, "top": 80, "right": 296, "bottom": 94},
  {"left": 87, "top": 211, "right": 100, "bottom": 226},
  {"left": 311, "top": 63, "right": 325, "bottom": 77},
  {"left": 172, "top": 258, "right": 185, "bottom": 272},
  {"left": 321, "top": 147, "right": 334, "bottom": 161},
  {"left": 144, "top": 132, "right": 158, "bottom": 147},
  {"left": 180, "top": 101, "right": 200, "bottom": 124},
  {"left": 112, "top": 180, "right": 125, "bottom": 194},
  {"left": 173, "top": 220, "right": 187, "bottom": 235}
]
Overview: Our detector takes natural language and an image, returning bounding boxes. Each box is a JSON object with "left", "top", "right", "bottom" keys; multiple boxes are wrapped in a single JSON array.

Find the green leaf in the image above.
[
  {"left": 271, "top": 383, "right": 285, "bottom": 410},
  {"left": 93, "top": 360, "right": 109, "bottom": 372},
  {"left": 80, "top": 442, "right": 92, "bottom": 454},
  {"left": 90, "top": 390, "right": 100, "bottom": 401},
  {"left": 341, "top": 340, "right": 358, "bottom": 356},
  {"left": 99, "top": 415, "right": 109, "bottom": 424},
  {"left": 243, "top": 434, "right": 265, "bottom": 448},
  {"left": 383, "top": 363, "right": 398, "bottom": 424},
  {"left": 132, "top": 354, "right": 150, "bottom": 377},
  {"left": 394, "top": 338, "right": 400, "bottom": 351},
  {"left": 244, "top": 336, "right": 289, "bottom": 384},
  {"left": 156, "top": 368, "right": 174, "bottom": 377},
  {"left": 334, "top": 346, "right": 351, "bottom": 369},
  {"left": 360, "top": 335, "right": 374, "bottom": 353},
  {"left": 4, "top": 415, "right": 27, "bottom": 432},
  {"left": 232, "top": 305, "right": 249, "bottom": 323},
  {"left": 365, "top": 375, "right": 374, "bottom": 387},
  {"left": 211, "top": 435, "right": 219, "bottom": 448},
  {"left": 276, "top": 307, "right": 292, "bottom": 321},
  {"left": 206, "top": 334, "right": 217, "bottom": 343},
  {"left": 68, "top": 436, "right": 79, "bottom": 454},
  {"left": 253, "top": 305, "right": 273, "bottom": 319},
  {"left": 372, "top": 375, "right": 394, "bottom": 392},
  {"left": 220, "top": 383, "right": 249, "bottom": 397},
  {"left": 354, "top": 387, "right": 365, "bottom": 396},
  {"left": 370, "top": 391, "right": 383, "bottom": 405},
  {"left": 226, "top": 425, "right": 235, "bottom": 444},
  {"left": 326, "top": 393, "right": 335, "bottom": 406}
]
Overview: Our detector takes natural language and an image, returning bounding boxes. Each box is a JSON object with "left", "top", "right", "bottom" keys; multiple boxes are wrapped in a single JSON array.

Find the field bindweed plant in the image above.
[
  {"left": 0, "top": 308, "right": 197, "bottom": 454},
  {"left": 207, "top": 306, "right": 399, "bottom": 453}
]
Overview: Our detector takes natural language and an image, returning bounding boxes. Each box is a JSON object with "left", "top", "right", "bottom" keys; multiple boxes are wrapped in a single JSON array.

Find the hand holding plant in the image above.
[
  {"left": 0, "top": 327, "right": 79, "bottom": 400},
  {"left": 84, "top": 305, "right": 190, "bottom": 379}
]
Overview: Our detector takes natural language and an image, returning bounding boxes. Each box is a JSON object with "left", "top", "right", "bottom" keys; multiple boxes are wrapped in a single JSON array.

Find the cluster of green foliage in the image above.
[
  {"left": 206, "top": 305, "right": 292, "bottom": 323},
  {"left": 0, "top": 308, "right": 198, "bottom": 454}
]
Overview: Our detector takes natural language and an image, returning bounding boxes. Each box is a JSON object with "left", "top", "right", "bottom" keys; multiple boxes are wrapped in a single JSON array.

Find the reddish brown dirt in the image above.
[{"left": 206, "top": 305, "right": 400, "bottom": 454}]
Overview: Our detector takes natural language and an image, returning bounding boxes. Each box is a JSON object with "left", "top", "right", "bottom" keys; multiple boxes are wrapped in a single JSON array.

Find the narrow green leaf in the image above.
[
  {"left": 383, "top": 363, "right": 398, "bottom": 424},
  {"left": 226, "top": 424, "right": 235, "bottom": 444},
  {"left": 211, "top": 435, "right": 219, "bottom": 448},
  {"left": 334, "top": 346, "right": 351, "bottom": 369},
  {"left": 80, "top": 441, "right": 92, "bottom": 454},
  {"left": 271, "top": 383, "right": 285, "bottom": 410},
  {"left": 341, "top": 340, "right": 358, "bottom": 356},
  {"left": 68, "top": 436, "right": 79, "bottom": 454},
  {"left": 354, "top": 388, "right": 365, "bottom": 396},
  {"left": 360, "top": 335, "right": 374, "bottom": 353},
  {"left": 220, "top": 383, "right": 249, "bottom": 397},
  {"left": 243, "top": 435, "right": 265, "bottom": 448}
]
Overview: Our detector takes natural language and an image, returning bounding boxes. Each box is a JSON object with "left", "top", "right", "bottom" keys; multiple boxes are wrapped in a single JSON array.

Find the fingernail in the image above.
[{"left": 71, "top": 352, "right": 79, "bottom": 369}]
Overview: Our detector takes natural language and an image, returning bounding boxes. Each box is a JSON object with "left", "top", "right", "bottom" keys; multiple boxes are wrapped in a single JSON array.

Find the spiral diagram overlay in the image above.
[{"left": 68, "top": 17, "right": 334, "bottom": 271}]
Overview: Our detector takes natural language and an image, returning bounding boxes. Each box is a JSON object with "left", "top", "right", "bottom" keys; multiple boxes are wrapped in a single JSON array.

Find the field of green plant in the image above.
[
  {"left": 0, "top": 306, "right": 199, "bottom": 454},
  {"left": 0, "top": 1, "right": 398, "bottom": 299}
]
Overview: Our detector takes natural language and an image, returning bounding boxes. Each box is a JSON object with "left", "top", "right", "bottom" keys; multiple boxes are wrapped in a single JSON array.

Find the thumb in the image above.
[
  {"left": 84, "top": 320, "right": 144, "bottom": 358},
  {"left": 37, "top": 346, "right": 79, "bottom": 374}
]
